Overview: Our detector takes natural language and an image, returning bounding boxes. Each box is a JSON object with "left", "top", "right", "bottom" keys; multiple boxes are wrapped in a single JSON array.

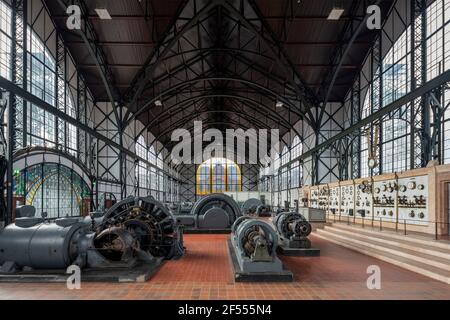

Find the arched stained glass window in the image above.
[
  {"left": 13, "top": 163, "right": 90, "bottom": 218},
  {"left": 196, "top": 158, "right": 242, "bottom": 195}
]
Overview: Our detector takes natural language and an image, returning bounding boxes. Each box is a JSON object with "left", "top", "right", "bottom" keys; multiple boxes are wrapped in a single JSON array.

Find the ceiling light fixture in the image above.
[
  {"left": 95, "top": 8, "right": 112, "bottom": 20},
  {"left": 327, "top": 7, "right": 345, "bottom": 20},
  {"left": 155, "top": 100, "right": 163, "bottom": 107},
  {"left": 276, "top": 101, "right": 284, "bottom": 108}
]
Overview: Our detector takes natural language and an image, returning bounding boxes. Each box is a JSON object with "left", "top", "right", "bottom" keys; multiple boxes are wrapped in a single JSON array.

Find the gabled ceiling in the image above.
[{"left": 45, "top": 0, "right": 394, "bottom": 149}]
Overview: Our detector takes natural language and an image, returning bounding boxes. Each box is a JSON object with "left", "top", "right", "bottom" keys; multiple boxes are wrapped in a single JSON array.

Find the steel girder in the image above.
[
  {"left": 278, "top": 69, "right": 450, "bottom": 173},
  {"left": 317, "top": 0, "right": 385, "bottom": 121},
  {"left": 125, "top": 0, "right": 319, "bottom": 128},
  {"left": 149, "top": 109, "right": 291, "bottom": 150},
  {"left": 134, "top": 92, "right": 303, "bottom": 141},
  {"left": 53, "top": 0, "right": 122, "bottom": 123},
  {"left": 244, "top": 0, "right": 319, "bottom": 112},
  {"left": 123, "top": 50, "right": 307, "bottom": 128},
  {"left": 0, "top": 76, "right": 177, "bottom": 180},
  {"left": 129, "top": 47, "right": 301, "bottom": 103},
  {"left": 5, "top": 0, "right": 27, "bottom": 224},
  {"left": 13, "top": 146, "right": 92, "bottom": 180},
  {"left": 410, "top": 0, "right": 429, "bottom": 169},
  {"left": 165, "top": 119, "right": 272, "bottom": 169},
  {"left": 125, "top": 0, "right": 214, "bottom": 109},
  {"left": 125, "top": 76, "right": 305, "bottom": 127}
]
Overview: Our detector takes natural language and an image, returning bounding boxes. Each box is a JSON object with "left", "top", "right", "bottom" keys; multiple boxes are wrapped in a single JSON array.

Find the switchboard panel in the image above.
[
  {"left": 339, "top": 184, "right": 354, "bottom": 216},
  {"left": 317, "top": 186, "right": 329, "bottom": 211},
  {"left": 354, "top": 180, "right": 373, "bottom": 219},
  {"left": 309, "top": 187, "right": 319, "bottom": 209},
  {"left": 397, "top": 175, "right": 428, "bottom": 225},
  {"left": 328, "top": 185, "right": 340, "bottom": 215},
  {"left": 373, "top": 179, "right": 397, "bottom": 221}
]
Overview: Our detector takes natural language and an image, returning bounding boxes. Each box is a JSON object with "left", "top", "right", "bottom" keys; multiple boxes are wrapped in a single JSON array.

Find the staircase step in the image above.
[
  {"left": 314, "top": 230, "right": 450, "bottom": 285},
  {"left": 331, "top": 222, "right": 450, "bottom": 251},
  {"left": 323, "top": 225, "right": 450, "bottom": 261},
  {"left": 317, "top": 228, "right": 450, "bottom": 271}
]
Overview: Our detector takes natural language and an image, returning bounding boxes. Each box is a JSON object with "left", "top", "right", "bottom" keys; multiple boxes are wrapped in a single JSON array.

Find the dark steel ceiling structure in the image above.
[{"left": 44, "top": 0, "right": 394, "bottom": 149}]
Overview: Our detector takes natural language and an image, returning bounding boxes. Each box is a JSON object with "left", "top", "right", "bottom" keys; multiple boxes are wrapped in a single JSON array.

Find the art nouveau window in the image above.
[{"left": 196, "top": 158, "right": 241, "bottom": 195}]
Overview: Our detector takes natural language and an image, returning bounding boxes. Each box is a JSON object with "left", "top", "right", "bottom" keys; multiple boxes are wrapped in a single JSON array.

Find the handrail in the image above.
[{"left": 324, "top": 212, "right": 450, "bottom": 241}]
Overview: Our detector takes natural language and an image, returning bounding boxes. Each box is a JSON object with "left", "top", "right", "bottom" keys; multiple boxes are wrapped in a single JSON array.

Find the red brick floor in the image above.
[{"left": 0, "top": 234, "right": 449, "bottom": 300}]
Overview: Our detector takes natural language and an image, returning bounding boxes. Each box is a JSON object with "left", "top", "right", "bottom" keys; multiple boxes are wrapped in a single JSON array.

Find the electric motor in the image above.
[
  {"left": 273, "top": 212, "right": 312, "bottom": 239},
  {"left": 255, "top": 205, "right": 270, "bottom": 217},
  {"left": 232, "top": 218, "right": 278, "bottom": 260},
  {"left": 98, "top": 196, "right": 184, "bottom": 259},
  {"left": 191, "top": 193, "right": 241, "bottom": 229},
  {"left": 241, "top": 198, "right": 263, "bottom": 216}
]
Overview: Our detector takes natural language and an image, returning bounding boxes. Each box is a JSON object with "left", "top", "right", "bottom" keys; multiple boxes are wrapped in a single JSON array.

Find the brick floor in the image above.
[{"left": 0, "top": 234, "right": 449, "bottom": 300}]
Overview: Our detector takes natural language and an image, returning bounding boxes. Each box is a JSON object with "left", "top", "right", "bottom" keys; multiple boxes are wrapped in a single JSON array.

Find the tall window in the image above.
[
  {"left": 290, "top": 136, "right": 302, "bottom": 188},
  {"left": 64, "top": 91, "right": 78, "bottom": 155},
  {"left": 281, "top": 146, "right": 290, "bottom": 165},
  {"left": 157, "top": 153, "right": 164, "bottom": 194},
  {"left": 0, "top": 1, "right": 11, "bottom": 80},
  {"left": 273, "top": 153, "right": 280, "bottom": 192},
  {"left": 27, "top": 27, "right": 56, "bottom": 148},
  {"left": 196, "top": 158, "right": 242, "bottom": 195},
  {"left": 0, "top": 0, "right": 92, "bottom": 160},
  {"left": 135, "top": 135, "right": 148, "bottom": 190},
  {"left": 360, "top": 0, "right": 450, "bottom": 172},
  {"left": 148, "top": 146, "right": 157, "bottom": 191}
]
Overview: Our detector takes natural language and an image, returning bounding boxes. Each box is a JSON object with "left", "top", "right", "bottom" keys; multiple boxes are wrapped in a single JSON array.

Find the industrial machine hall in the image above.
[{"left": 0, "top": 0, "right": 449, "bottom": 303}]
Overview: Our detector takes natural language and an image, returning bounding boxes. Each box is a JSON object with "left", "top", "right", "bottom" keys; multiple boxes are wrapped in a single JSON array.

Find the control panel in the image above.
[
  {"left": 309, "top": 187, "right": 319, "bottom": 209},
  {"left": 397, "top": 175, "right": 428, "bottom": 225},
  {"left": 339, "top": 184, "right": 355, "bottom": 216},
  {"left": 317, "top": 186, "right": 329, "bottom": 211},
  {"left": 296, "top": 168, "right": 436, "bottom": 230},
  {"left": 354, "top": 180, "right": 373, "bottom": 219},
  {"left": 328, "top": 185, "right": 340, "bottom": 215},
  {"left": 373, "top": 179, "right": 397, "bottom": 221}
]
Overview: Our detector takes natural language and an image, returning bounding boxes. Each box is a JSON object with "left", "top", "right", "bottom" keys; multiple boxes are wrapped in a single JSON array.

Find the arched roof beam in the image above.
[
  {"left": 134, "top": 93, "right": 302, "bottom": 140},
  {"left": 125, "top": 76, "right": 305, "bottom": 127},
  {"left": 149, "top": 110, "right": 290, "bottom": 149},
  {"left": 161, "top": 119, "right": 281, "bottom": 166}
]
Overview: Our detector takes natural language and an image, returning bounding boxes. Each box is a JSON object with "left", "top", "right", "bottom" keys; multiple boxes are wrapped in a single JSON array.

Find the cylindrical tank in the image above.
[{"left": 0, "top": 218, "right": 86, "bottom": 269}]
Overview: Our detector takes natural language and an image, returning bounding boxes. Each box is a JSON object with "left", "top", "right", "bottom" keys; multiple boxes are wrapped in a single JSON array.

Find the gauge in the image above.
[
  {"left": 417, "top": 184, "right": 424, "bottom": 190},
  {"left": 368, "top": 157, "right": 377, "bottom": 169},
  {"left": 399, "top": 185, "right": 407, "bottom": 192},
  {"left": 381, "top": 185, "right": 387, "bottom": 192},
  {"left": 407, "top": 181, "right": 416, "bottom": 190},
  {"left": 375, "top": 188, "right": 380, "bottom": 194}
]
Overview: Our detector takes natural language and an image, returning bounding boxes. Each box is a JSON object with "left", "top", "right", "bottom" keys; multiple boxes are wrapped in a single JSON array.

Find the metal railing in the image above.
[{"left": 325, "top": 212, "right": 450, "bottom": 241}]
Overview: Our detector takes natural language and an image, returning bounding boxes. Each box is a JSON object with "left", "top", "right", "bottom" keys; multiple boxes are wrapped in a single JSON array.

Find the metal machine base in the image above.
[
  {"left": 227, "top": 239, "right": 293, "bottom": 282},
  {"left": 184, "top": 229, "right": 231, "bottom": 234},
  {"left": 0, "top": 258, "right": 164, "bottom": 283},
  {"left": 277, "top": 245, "right": 320, "bottom": 257}
]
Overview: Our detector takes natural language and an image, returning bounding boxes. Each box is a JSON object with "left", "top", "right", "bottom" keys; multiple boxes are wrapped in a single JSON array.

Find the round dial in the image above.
[
  {"left": 399, "top": 185, "right": 407, "bottom": 192},
  {"left": 407, "top": 181, "right": 416, "bottom": 190},
  {"left": 368, "top": 157, "right": 377, "bottom": 169}
]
